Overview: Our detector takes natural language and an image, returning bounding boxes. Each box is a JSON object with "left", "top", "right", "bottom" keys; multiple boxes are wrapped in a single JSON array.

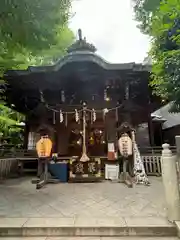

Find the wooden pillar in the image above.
[
  {"left": 147, "top": 96, "right": 154, "bottom": 146},
  {"left": 124, "top": 80, "right": 132, "bottom": 125},
  {"left": 57, "top": 124, "right": 69, "bottom": 156},
  {"left": 105, "top": 111, "right": 116, "bottom": 160},
  {"left": 148, "top": 112, "right": 154, "bottom": 146},
  {"left": 23, "top": 118, "right": 29, "bottom": 150}
]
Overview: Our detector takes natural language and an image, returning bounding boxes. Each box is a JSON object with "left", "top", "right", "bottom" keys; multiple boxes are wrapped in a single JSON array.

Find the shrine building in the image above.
[{"left": 3, "top": 29, "right": 160, "bottom": 158}]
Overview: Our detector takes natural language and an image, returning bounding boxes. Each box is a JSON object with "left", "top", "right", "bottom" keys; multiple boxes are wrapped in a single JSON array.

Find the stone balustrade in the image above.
[{"left": 161, "top": 142, "right": 180, "bottom": 222}]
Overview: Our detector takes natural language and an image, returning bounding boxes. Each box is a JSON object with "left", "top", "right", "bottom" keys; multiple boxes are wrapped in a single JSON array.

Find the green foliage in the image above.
[
  {"left": 149, "top": 0, "right": 180, "bottom": 111},
  {"left": 9, "top": 27, "right": 74, "bottom": 68},
  {"left": 0, "top": 103, "right": 25, "bottom": 144},
  {"left": 133, "top": 0, "right": 161, "bottom": 34},
  {"left": 133, "top": 0, "right": 180, "bottom": 112},
  {"left": 0, "top": 0, "right": 71, "bottom": 50},
  {"left": 0, "top": 0, "right": 74, "bottom": 143},
  {"left": 0, "top": 0, "right": 73, "bottom": 73}
]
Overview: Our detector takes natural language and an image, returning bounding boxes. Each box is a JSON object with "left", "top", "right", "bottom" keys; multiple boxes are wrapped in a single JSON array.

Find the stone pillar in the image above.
[
  {"left": 175, "top": 135, "right": 180, "bottom": 159},
  {"left": 161, "top": 143, "right": 180, "bottom": 222}
]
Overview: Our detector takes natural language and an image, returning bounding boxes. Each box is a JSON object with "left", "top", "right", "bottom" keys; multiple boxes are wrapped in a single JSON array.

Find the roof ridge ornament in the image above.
[
  {"left": 67, "top": 29, "right": 97, "bottom": 53},
  {"left": 78, "top": 28, "right": 82, "bottom": 41}
]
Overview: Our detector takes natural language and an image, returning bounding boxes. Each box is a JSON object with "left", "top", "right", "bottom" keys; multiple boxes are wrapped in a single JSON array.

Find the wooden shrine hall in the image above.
[{"left": 3, "top": 30, "right": 156, "bottom": 165}]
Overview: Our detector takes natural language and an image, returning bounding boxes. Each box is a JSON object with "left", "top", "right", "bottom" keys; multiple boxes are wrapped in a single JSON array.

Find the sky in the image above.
[{"left": 69, "top": 0, "right": 150, "bottom": 63}]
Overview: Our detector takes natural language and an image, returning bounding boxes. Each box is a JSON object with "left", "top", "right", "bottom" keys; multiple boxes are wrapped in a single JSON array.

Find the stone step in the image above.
[
  {"left": 0, "top": 217, "right": 177, "bottom": 237},
  {"left": 0, "top": 238, "right": 178, "bottom": 240}
]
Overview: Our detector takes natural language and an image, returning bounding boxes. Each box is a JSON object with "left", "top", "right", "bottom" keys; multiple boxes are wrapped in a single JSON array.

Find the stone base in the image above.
[
  {"left": 119, "top": 172, "right": 133, "bottom": 188},
  {"left": 0, "top": 217, "right": 176, "bottom": 237},
  {"left": 69, "top": 176, "right": 103, "bottom": 183}
]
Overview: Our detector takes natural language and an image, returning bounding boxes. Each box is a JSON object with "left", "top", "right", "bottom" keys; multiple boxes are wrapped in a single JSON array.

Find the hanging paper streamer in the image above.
[
  {"left": 103, "top": 108, "right": 108, "bottom": 119},
  {"left": 40, "top": 90, "right": 45, "bottom": 103},
  {"left": 92, "top": 109, "right": 96, "bottom": 122},
  {"left": 53, "top": 111, "right": 56, "bottom": 125},
  {"left": 61, "top": 90, "right": 65, "bottom": 103},
  {"left": 59, "top": 110, "right": 63, "bottom": 123},
  {"left": 104, "top": 89, "right": 107, "bottom": 100},
  {"left": 75, "top": 109, "right": 79, "bottom": 122},
  {"left": 47, "top": 104, "right": 122, "bottom": 127}
]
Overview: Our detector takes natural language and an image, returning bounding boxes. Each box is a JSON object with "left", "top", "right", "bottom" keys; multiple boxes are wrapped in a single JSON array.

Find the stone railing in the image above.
[
  {"left": 161, "top": 142, "right": 180, "bottom": 222},
  {"left": 0, "top": 158, "right": 18, "bottom": 180}
]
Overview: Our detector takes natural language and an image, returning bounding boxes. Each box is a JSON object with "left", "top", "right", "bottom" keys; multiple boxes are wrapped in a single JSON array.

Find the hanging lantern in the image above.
[
  {"left": 75, "top": 109, "right": 79, "bottom": 122},
  {"left": 92, "top": 109, "right": 96, "bottom": 122},
  {"left": 61, "top": 90, "right": 65, "bottom": 102},
  {"left": 59, "top": 110, "right": 63, "bottom": 123}
]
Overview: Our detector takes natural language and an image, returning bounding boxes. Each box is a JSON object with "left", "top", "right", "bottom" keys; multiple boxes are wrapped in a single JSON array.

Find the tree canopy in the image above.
[
  {"left": 149, "top": 0, "right": 180, "bottom": 111},
  {"left": 133, "top": 0, "right": 180, "bottom": 112},
  {"left": 0, "top": 0, "right": 74, "bottom": 73},
  {"left": 0, "top": 0, "right": 74, "bottom": 143},
  {"left": 133, "top": 0, "right": 161, "bottom": 35}
]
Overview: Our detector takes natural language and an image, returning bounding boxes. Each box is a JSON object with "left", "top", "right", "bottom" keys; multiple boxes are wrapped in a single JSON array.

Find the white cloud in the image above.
[{"left": 69, "top": 0, "right": 150, "bottom": 63}]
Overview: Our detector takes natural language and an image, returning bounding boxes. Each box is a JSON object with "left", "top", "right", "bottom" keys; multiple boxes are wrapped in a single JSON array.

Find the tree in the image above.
[
  {"left": 0, "top": 0, "right": 71, "bottom": 49},
  {"left": 133, "top": 0, "right": 161, "bottom": 34},
  {"left": 0, "top": 0, "right": 74, "bottom": 143},
  {"left": 149, "top": 0, "right": 180, "bottom": 111},
  {"left": 0, "top": 0, "right": 74, "bottom": 73},
  {"left": 133, "top": 0, "right": 180, "bottom": 111},
  {"left": 10, "top": 27, "right": 74, "bottom": 68},
  {"left": 0, "top": 104, "right": 25, "bottom": 145}
]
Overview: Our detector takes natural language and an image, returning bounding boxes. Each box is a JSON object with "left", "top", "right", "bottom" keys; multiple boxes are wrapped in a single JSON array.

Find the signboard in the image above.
[{"left": 69, "top": 158, "right": 101, "bottom": 182}]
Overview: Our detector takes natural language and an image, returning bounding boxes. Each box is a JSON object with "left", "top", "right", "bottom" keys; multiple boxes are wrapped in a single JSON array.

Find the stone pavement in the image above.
[{"left": 0, "top": 176, "right": 166, "bottom": 218}]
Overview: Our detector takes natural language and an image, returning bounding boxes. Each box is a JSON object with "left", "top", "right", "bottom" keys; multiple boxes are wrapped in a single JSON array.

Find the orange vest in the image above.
[{"left": 36, "top": 137, "right": 52, "bottom": 158}]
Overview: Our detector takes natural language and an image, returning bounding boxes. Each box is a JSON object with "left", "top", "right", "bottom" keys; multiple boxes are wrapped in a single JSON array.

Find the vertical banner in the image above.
[{"left": 108, "top": 142, "right": 115, "bottom": 160}]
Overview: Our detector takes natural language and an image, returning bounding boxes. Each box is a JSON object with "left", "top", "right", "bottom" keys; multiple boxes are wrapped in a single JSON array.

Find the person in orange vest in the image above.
[{"left": 36, "top": 133, "right": 53, "bottom": 178}]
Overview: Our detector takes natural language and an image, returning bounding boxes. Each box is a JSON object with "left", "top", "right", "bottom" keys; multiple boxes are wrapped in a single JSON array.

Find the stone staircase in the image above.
[
  {"left": 0, "top": 237, "right": 178, "bottom": 240},
  {"left": 0, "top": 217, "right": 179, "bottom": 239}
]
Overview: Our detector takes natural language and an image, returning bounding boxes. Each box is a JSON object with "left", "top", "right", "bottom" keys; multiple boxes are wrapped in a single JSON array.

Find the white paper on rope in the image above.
[{"left": 108, "top": 143, "right": 115, "bottom": 152}]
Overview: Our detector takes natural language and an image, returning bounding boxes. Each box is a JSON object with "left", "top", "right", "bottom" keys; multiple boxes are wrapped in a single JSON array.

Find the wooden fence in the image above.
[
  {"left": 0, "top": 158, "right": 18, "bottom": 180},
  {"left": 0, "top": 145, "right": 170, "bottom": 179},
  {"left": 142, "top": 155, "right": 161, "bottom": 176},
  {"left": 0, "top": 156, "right": 162, "bottom": 180}
]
